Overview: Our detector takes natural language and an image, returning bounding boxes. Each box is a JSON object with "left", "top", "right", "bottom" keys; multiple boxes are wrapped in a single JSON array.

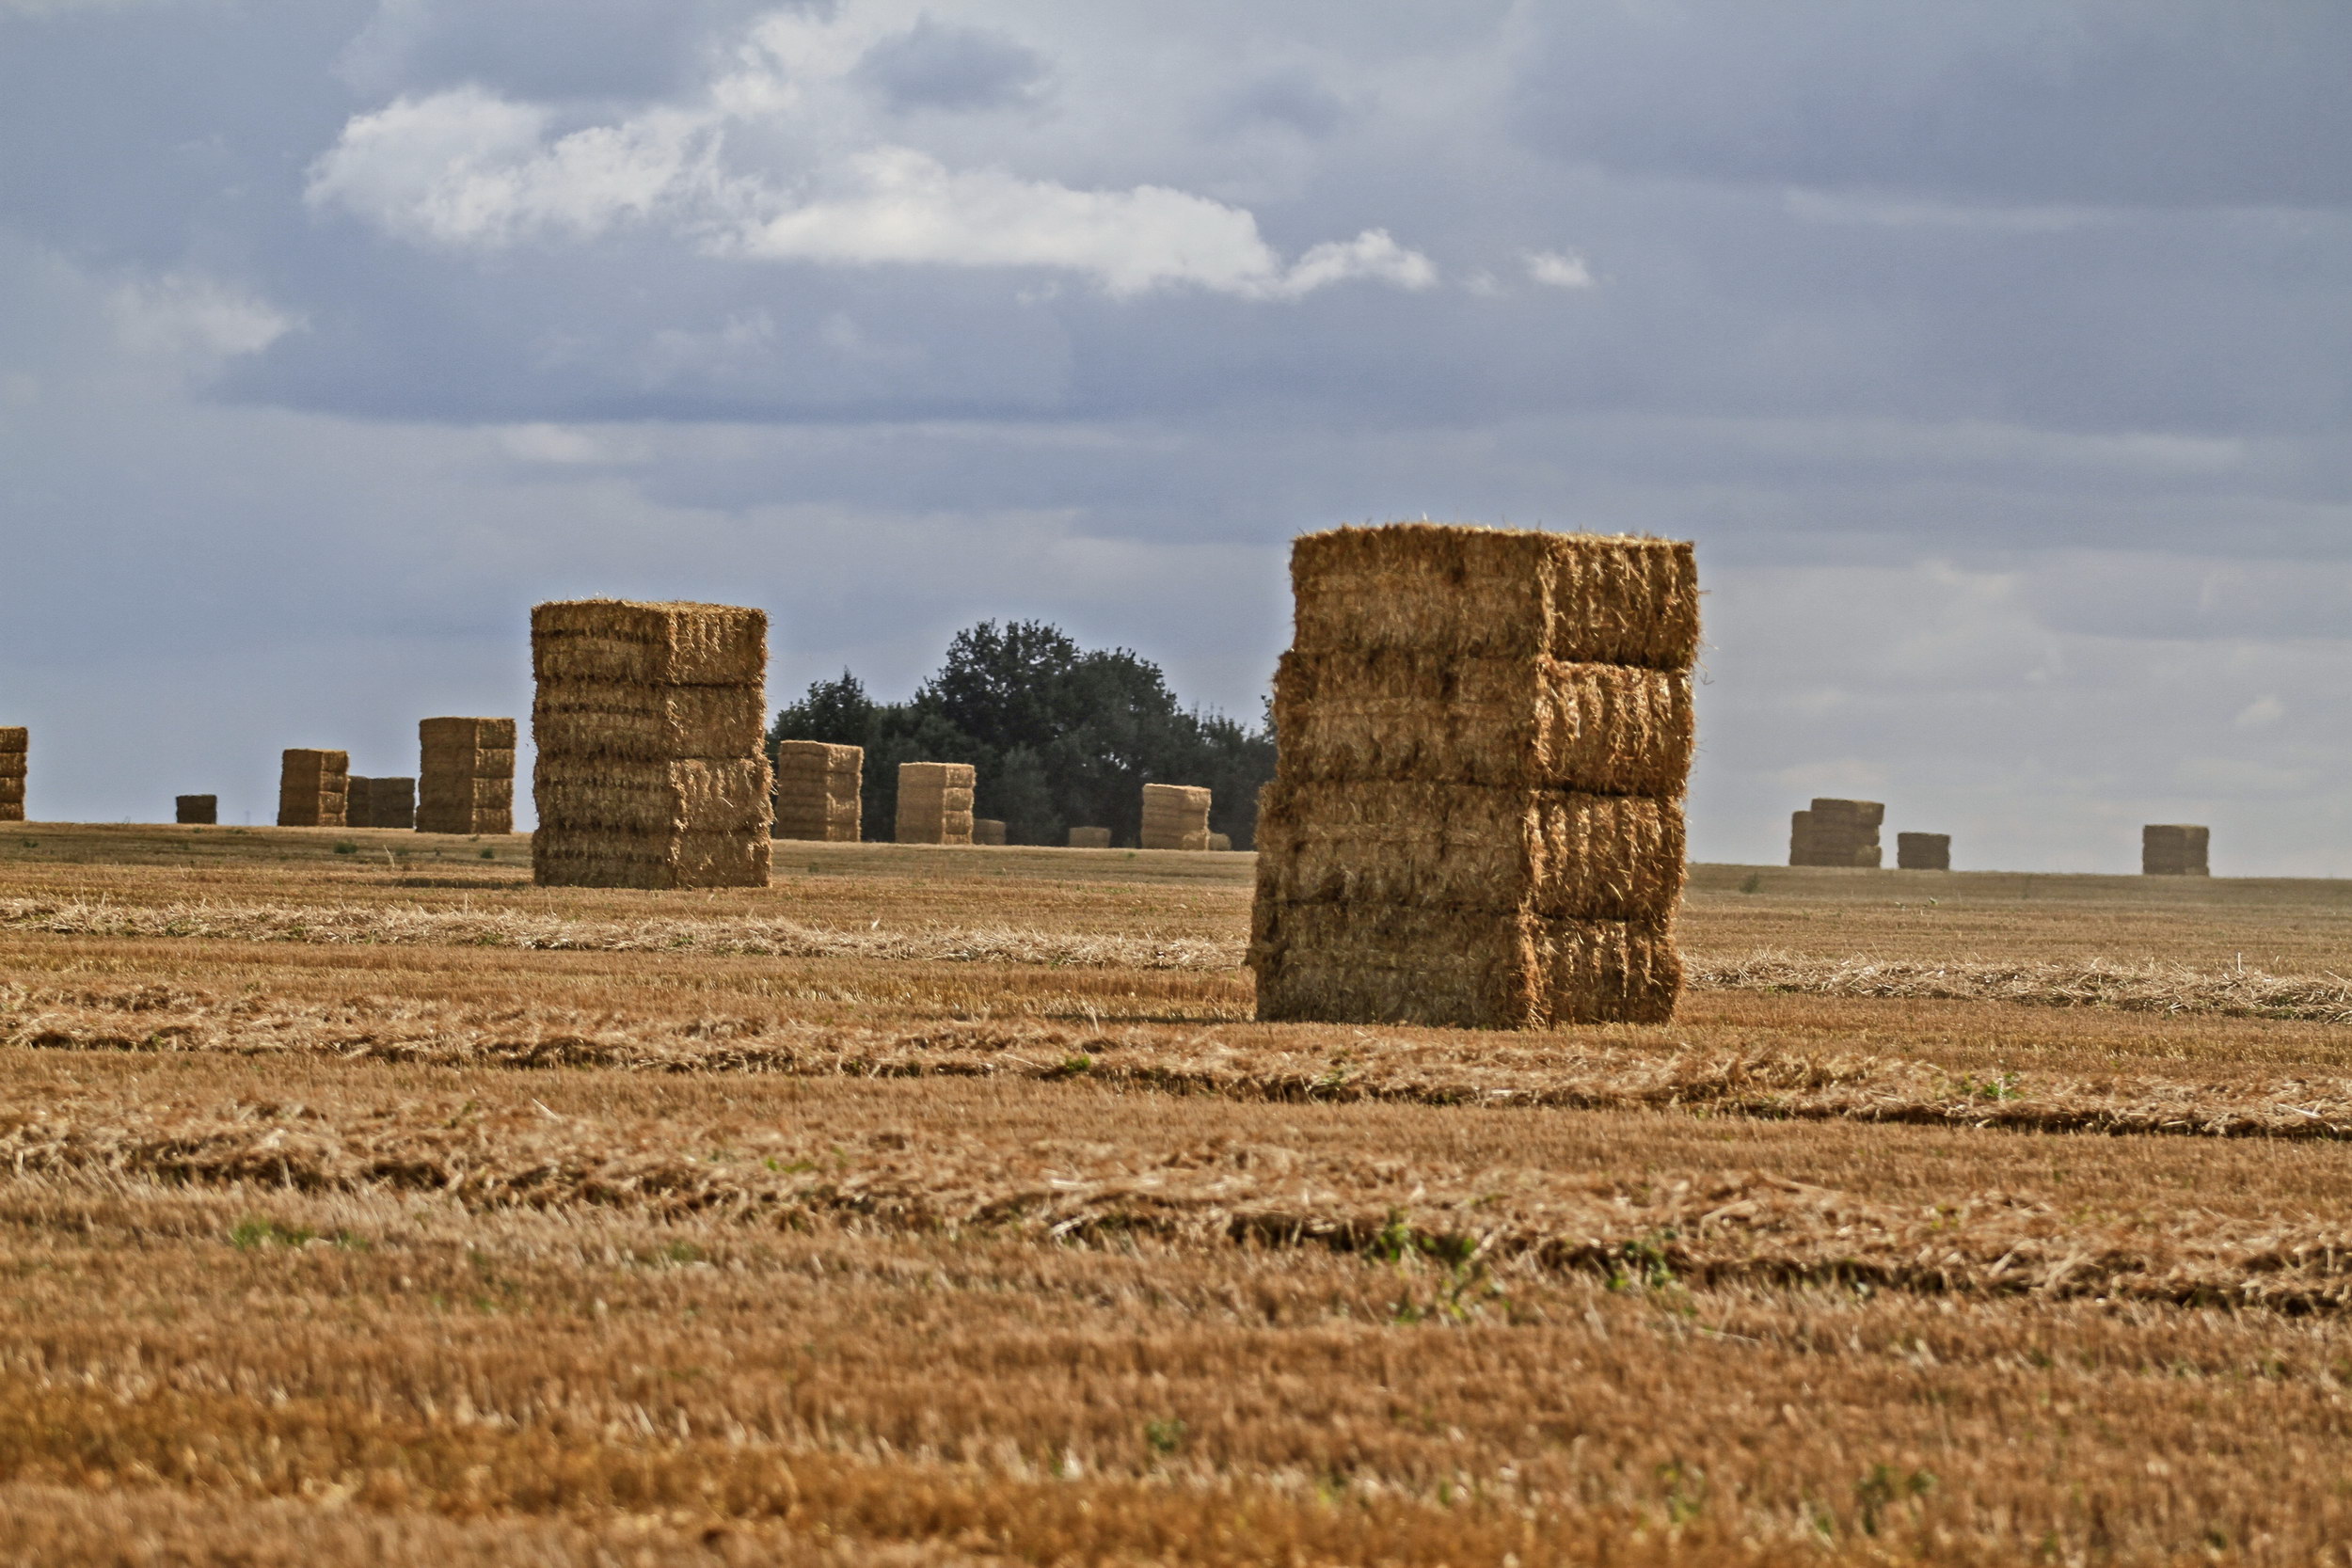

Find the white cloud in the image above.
[
  {"left": 105, "top": 273, "right": 299, "bottom": 365},
  {"left": 1524, "top": 249, "right": 1596, "bottom": 288}
]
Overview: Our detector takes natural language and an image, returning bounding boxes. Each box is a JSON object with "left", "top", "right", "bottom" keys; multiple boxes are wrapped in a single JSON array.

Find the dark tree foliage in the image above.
[{"left": 769, "top": 621, "right": 1276, "bottom": 847}]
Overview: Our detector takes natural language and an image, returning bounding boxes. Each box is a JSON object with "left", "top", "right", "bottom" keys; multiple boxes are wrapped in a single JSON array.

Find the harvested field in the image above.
[{"left": 8, "top": 823, "right": 2352, "bottom": 1562}]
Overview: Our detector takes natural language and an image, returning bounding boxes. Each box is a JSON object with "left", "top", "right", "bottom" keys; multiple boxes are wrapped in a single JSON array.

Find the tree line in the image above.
[{"left": 769, "top": 621, "right": 1276, "bottom": 848}]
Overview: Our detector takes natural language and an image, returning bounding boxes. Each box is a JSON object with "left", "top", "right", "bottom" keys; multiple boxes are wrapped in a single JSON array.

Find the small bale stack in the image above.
[
  {"left": 895, "top": 762, "right": 974, "bottom": 845},
  {"left": 0, "top": 727, "right": 24, "bottom": 823},
  {"left": 175, "top": 794, "right": 216, "bottom": 826},
  {"left": 277, "top": 750, "right": 349, "bottom": 827},
  {"left": 973, "top": 817, "right": 1008, "bottom": 847},
  {"left": 1789, "top": 799, "right": 1883, "bottom": 867},
  {"left": 1208, "top": 832, "right": 1232, "bottom": 852},
  {"left": 1251, "top": 523, "right": 1698, "bottom": 1029},
  {"left": 1895, "top": 832, "right": 1950, "bottom": 871},
  {"left": 773, "top": 741, "right": 862, "bottom": 842},
  {"left": 1068, "top": 826, "right": 1111, "bottom": 848},
  {"left": 2143, "top": 824, "right": 2210, "bottom": 877},
  {"left": 370, "top": 777, "right": 416, "bottom": 830},
  {"left": 345, "top": 776, "right": 375, "bottom": 831},
  {"left": 1141, "top": 783, "right": 1213, "bottom": 850},
  {"left": 418, "top": 718, "right": 516, "bottom": 835},
  {"left": 531, "top": 600, "right": 772, "bottom": 889}
]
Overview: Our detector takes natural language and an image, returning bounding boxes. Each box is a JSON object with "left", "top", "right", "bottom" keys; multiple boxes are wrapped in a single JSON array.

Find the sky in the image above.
[{"left": 2, "top": 0, "right": 2349, "bottom": 872}]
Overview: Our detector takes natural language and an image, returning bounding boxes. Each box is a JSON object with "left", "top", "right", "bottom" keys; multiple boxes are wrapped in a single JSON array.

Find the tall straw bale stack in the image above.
[
  {"left": 1251, "top": 524, "right": 1697, "bottom": 1029},
  {"left": 974, "top": 817, "right": 1008, "bottom": 847},
  {"left": 277, "top": 750, "right": 348, "bottom": 828},
  {"left": 1140, "top": 783, "right": 1212, "bottom": 850},
  {"left": 531, "top": 601, "right": 771, "bottom": 889},
  {"left": 175, "top": 795, "right": 216, "bottom": 826},
  {"left": 371, "top": 776, "right": 416, "bottom": 830},
  {"left": 418, "top": 718, "right": 516, "bottom": 834},
  {"left": 773, "top": 740, "right": 862, "bottom": 842},
  {"left": 1788, "top": 798, "right": 1883, "bottom": 868},
  {"left": 895, "top": 761, "right": 975, "bottom": 845},
  {"left": 1895, "top": 832, "right": 1949, "bottom": 871},
  {"left": 344, "top": 777, "right": 375, "bottom": 832},
  {"left": 1068, "top": 826, "right": 1111, "bottom": 849},
  {"left": 0, "top": 727, "right": 24, "bottom": 823},
  {"left": 2143, "top": 824, "right": 2210, "bottom": 877}
]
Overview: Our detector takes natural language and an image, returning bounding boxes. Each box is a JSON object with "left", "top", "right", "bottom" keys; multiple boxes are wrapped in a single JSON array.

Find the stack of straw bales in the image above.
[
  {"left": 1140, "top": 783, "right": 1212, "bottom": 850},
  {"left": 176, "top": 795, "right": 216, "bottom": 826},
  {"left": 0, "top": 728, "right": 24, "bottom": 823},
  {"left": 1068, "top": 826, "right": 1111, "bottom": 848},
  {"left": 974, "top": 817, "right": 1008, "bottom": 846},
  {"left": 1895, "top": 832, "right": 1950, "bottom": 871},
  {"left": 895, "top": 762, "right": 974, "bottom": 845},
  {"left": 531, "top": 600, "right": 772, "bottom": 889},
  {"left": 773, "top": 741, "right": 862, "bottom": 842},
  {"left": 418, "top": 718, "right": 516, "bottom": 834},
  {"left": 345, "top": 776, "right": 375, "bottom": 831},
  {"left": 277, "top": 750, "right": 348, "bottom": 828},
  {"left": 2143, "top": 824, "right": 2210, "bottom": 877},
  {"left": 1788, "top": 800, "right": 1883, "bottom": 867},
  {"left": 370, "top": 777, "right": 416, "bottom": 830},
  {"left": 1251, "top": 523, "right": 1698, "bottom": 1029}
]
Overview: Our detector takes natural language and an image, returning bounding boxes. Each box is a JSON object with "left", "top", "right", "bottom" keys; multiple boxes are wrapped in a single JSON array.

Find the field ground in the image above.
[{"left": 5, "top": 824, "right": 2352, "bottom": 1563}]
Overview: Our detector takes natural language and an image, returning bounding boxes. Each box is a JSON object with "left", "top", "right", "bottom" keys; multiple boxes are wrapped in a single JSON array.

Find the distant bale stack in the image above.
[
  {"left": 345, "top": 776, "right": 375, "bottom": 832},
  {"left": 1251, "top": 523, "right": 1699, "bottom": 1029},
  {"left": 773, "top": 741, "right": 862, "bottom": 842},
  {"left": 1789, "top": 799, "right": 1883, "bottom": 867},
  {"left": 895, "top": 762, "right": 975, "bottom": 845},
  {"left": 1208, "top": 832, "right": 1232, "bottom": 852},
  {"left": 1895, "top": 832, "right": 1950, "bottom": 871},
  {"left": 418, "top": 718, "right": 516, "bottom": 835},
  {"left": 1068, "top": 826, "right": 1111, "bottom": 848},
  {"left": 974, "top": 817, "right": 1008, "bottom": 847},
  {"left": 1141, "top": 784, "right": 1212, "bottom": 850},
  {"left": 175, "top": 794, "right": 216, "bottom": 826},
  {"left": 370, "top": 777, "right": 416, "bottom": 830},
  {"left": 2143, "top": 824, "right": 2210, "bottom": 877},
  {"left": 0, "top": 727, "right": 24, "bottom": 823},
  {"left": 277, "top": 750, "right": 349, "bottom": 828},
  {"left": 531, "top": 600, "right": 772, "bottom": 889}
]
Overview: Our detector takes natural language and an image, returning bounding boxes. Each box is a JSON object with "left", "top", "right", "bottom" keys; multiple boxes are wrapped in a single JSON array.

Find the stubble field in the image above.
[{"left": 5, "top": 823, "right": 2352, "bottom": 1564}]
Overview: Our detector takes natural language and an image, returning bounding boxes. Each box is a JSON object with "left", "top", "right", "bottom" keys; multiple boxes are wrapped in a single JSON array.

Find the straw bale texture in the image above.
[
  {"left": 1140, "top": 782, "right": 1212, "bottom": 850},
  {"left": 532, "top": 601, "right": 770, "bottom": 888},
  {"left": 0, "top": 726, "right": 24, "bottom": 755},
  {"left": 0, "top": 727, "right": 26, "bottom": 821},
  {"left": 895, "top": 762, "right": 976, "bottom": 846},
  {"left": 369, "top": 776, "right": 416, "bottom": 830},
  {"left": 1069, "top": 827, "right": 1111, "bottom": 849},
  {"left": 2144, "top": 824, "right": 2211, "bottom": 878},
  {"left": 1289, "top": 524, "right": 1699, "bottom": 669},
  {"left": 1208, "top": 832, "right": 1232, "bottom": 851},
  {"left": 1273, "top": 651, "right": 1691, "bottom": 794},
  {"left": 772, "top": 741, "right": 862, "bottom": 842},
  {"left": 174, "top": 795, "right": 215, "bottom": 826},
  {"left": 1252, "top": 523, "right": 1696, "bottom": 1030},
  {"left": 417, "top": 718, "right": 516, "bottom": 835},
  {"left": 1896, "top": 832, "right": 1950, "bottom": 871},
  {"left": 974, "top": 817, "right": 1008, "bottom": 847},
  {"left": 1256, "top": 782, "right": 1682, "bottom": 921},
  {"left": 1788, "top": 800, "right": 1883, "bottom": 868},
  {"left": 343, "top": 776, "right": 374, "bottom": 832},
  {"left": 275, "top": 750, "right": 348, "bottom": 829}
]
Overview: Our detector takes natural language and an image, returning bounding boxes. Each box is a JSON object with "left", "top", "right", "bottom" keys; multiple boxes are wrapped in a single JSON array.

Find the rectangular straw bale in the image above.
[
  {"left": 0, "top": 726, "right": 24, "bottom": 755},
  {"left": 175, "top": 795, "right": 216, "bottom": 826},
  {"left": 1208, "top": 832, "right": 1232, "bottom": 851},
  {"left": 1140, "top": 782, "right": 1212, "bottom": 850},
  {"left": 276, "top": 749, "right": 348, "bottom": 828},
  {"left": 973, "top": 818, "right": 1008, "bottom": 847},
  {"left": 1273, "top": 651, "right": 1691, "bottom": 795},
  {"left": 532, "top": 682, "right": 766, "bottom": 762},
  {"left": 418, "top": 717, "right": 516, "bottom": 834},
  {"left": 1069, "top": 827, "right": 1111, "bottom": 849},
  {"left": 1256, "top": 781, "right": 1682, "bottom": 922},
  {"left": 530, "top": 600, "right": 766, "bottom": 686},
  {"left": 1290, "top": 525, "right": 1700, "bottom": 670},
  {"left": 2143, "top": 823, "right": 2210, "bottom": 877},
  {"left": 0, "top": 730, "right": 22, "bottom": 821},
  {"left": 535, "top": 758, "right": 773, "bottom": 834},
  {"left": 895, "top": 762, "right": 976, "bottom": 845},
  {"left": 371, "top": 777, "right": 416, "bottom": 830},
  {"left": 0, "top": 781, "right": 21, "bottom": 820},
  {"left": 772, "top": 740, "right": 862, "bottom": 842},
  {"left": 1808, "top": 798, "right": 1885, "bottom": 829},
  {"left": 1251, "top": 899, "right": 1680, "bottom": 1028},
  {"left": 344, "top": 777, "right": 375, "bottom": 831},
  {"left": 420, "top": 715, "right": 516, "bottom": 754},
  {"left": 1896, "top": 832, "right": 1950, "bottom": 871},
  {"left": 529, "top": 830, "right": 770, "bottom": 892},
  {"left": 1788, "top": 803, "right": 1883, "bottom": 867}
]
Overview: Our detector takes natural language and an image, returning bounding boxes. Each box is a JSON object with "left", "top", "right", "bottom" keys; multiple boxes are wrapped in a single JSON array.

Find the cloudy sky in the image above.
[{"left": 3, "top": 0, "right": 2348, "bottom": 872}]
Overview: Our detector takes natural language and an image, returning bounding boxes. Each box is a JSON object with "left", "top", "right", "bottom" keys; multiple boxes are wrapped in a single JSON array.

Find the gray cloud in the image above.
[{"left": 851, "top": 14, "right": 1048, "bottom": 113}]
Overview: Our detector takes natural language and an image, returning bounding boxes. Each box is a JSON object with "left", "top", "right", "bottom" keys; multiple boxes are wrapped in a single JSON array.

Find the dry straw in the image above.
[
  {"left": 1252, "top": 523, "right": 1697, "bottom": 1029},
  {"left": 418, "top": 717, "right": 516, "bottom": 835},
  {"left": 773, "top": 740, "right": 862, "bottom": 842},
  {"left": 1788, "top": 798, "right": 1883, "bottom": 868},
  {"left": 895, "top": 761, "right": 975, "bottom": 846},
  {"left": 2144, "top": 823, "right": 2210, "bottom": 878},
  {"left": 530, "top": 601, "right": 771, "bottom": 889},
  {"left": 0, "top": 726, "right": 24, "bottom": 823},
  {"left": 1896, "top": 831, "right": 1950, "bottom": 871},
  {"left": 343, "top": 776, "right": 374, "bottom": 832},
  {"left": 1140, "top": 782, "right": 1212, "bottom": 850},
  {"left": 1068, "top": 826, "right": 1112, "bottom": 849},
  {"left": 275, "top": 749, "right": 348, "bottom": 828},
  {"left": 174, "top": 795, "right": 216, "bottom": 826}
]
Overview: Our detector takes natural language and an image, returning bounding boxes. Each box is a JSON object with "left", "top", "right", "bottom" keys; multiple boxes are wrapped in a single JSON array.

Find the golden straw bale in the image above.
[
  {"left": 1289, "top": 524, "right": 1699, "bottom": 670},
  {"left": 1788, "top": 800, "right": 1884, "bottom": 868},
  {"left": 1896, "top": 832, "right": 1950, "bottom": 871},
  {"left": 532, "top": 682, "right": 766, "bottom": 762},
  {"left": 1257, "top": 781, "right": 1682, "bottom": 921},
  {"left": 1274, "top": 651, "right": 1692, "bottom": 795},
  {"left": 344, "top": 777, "right": 374, "bottom": 831},
  {"left": 895, "top": 762, "right": 976, "bottom": 845},
  {"left": 1251, "top": 899, "right": 1680, "bottom": 1028},
  {"left": 0, "top": 779, "right": 22, "bottom": 820},
  {"left": 531, "top": 828, "right": 771, "bottom": 891},
  {"left": 772, "top": 740, "right": 862, "bottom": 842},
  {"left": 1140, "top": 782, "right": 1212, "bottom": 850},
  {"left": 174, "top": 794, "right": 216, "bottom": 826},
  {"left": 420, "top": 715, "right": 516, "bottom": 754},
  {"left": 0, "top": 732, "right": 24, "bottom": 821},
  {"left": 2143, "top": 823, "right": 2211, "bottom": 877},
  {"left": 418, "top": 718, "right": 516, "bottom": 834},
  {"left": 1068, "top": 827, "right": 1111, "bottom": 849},
  {"left": 530, "top": 600, "right": 766, "bottom": 687},
  {"left": 536, "top": 758, "right": 772, "bottom": 834},
  {"left": 276, "top": 749, "right": 349, "bottom": 828},
  {"left": 973, "top": 817, "right": 1008, "bottom": 846}
]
